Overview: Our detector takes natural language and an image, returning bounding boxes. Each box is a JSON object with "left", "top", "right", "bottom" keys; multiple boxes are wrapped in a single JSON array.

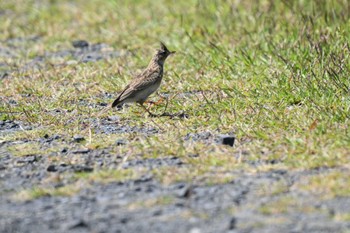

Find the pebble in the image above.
[
  {"left": 47, "top": 165, "right": 57, "bottom": 172},
  {"left": 189, "top": 228, "right": 201, "bottom": 233},
  {"left": 72, "top": 165, "right": 93, "bottom": 173},
  {"left": 67, "top": 219, "right": 89, "bottom": 229},
  {"left": 23, "top": 126, "right": 32, "bottom": 130},
  {"left": 108, "top": 115, "right": 120, "bottom": 121},
  {"left": 219, "top": 134, "right": 235, "bottom": 147},
  {"left": 16, "top": 155, "right": 37, "bottom": 164},
  {"left": 115, "top": 139, "right": 127, "bottom": 146},
  {"left": 72, "top": 40, "right": 89, "bottom": 49},
  {"left": 176, "top": 185, "right": 193, "bottom": 198},
  {"left": 228, "top": 217, "right": 236, "bottom": 230},
  {"left": 71, "top": 148, "right": 90, "bottom": 154},
  {"left": 73, "top": 135, "right": 85, "bottom": 143}
]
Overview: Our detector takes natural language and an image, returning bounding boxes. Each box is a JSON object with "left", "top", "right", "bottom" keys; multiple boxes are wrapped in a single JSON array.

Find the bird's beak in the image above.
[{"left": 170, "top": 51, "right": 176, "bottom": 55}]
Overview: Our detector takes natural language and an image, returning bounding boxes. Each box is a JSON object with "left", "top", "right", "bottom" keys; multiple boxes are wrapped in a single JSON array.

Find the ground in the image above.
[{"left": 0, "top": 0, "right": 350, "bottom": 233}]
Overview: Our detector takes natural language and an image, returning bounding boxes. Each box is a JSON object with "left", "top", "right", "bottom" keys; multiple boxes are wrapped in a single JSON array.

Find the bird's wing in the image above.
[
  {"left": 111, "top": 68, "right": 160, "bottom": 107},
  {"left": 133, "top": 67, "right": 150, "bottom": 80},
  {"left": 121, "top": 70, "right": 160, "bottom": 97}
]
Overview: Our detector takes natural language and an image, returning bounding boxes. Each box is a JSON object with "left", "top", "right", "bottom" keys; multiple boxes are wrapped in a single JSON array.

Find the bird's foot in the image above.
[
  {"left": 145, "top": 98, "right": 164, "bottom": 106},
  {"left": 153, "top": 97, "right": 165, "bottom": 105},
  {"left": 144, "top": 100, "right": 155, "bottom": 105}
]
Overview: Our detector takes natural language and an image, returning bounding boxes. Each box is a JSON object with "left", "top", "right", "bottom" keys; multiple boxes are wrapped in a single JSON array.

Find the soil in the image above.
[{"left": 1, "top": 38, "right": 349, "bottom": 233}]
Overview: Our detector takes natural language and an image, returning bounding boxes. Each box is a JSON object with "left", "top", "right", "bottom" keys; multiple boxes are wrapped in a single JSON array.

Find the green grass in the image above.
[
  {"left": 8, "top": 142, "right": 42, "bottom": 157},
  {"left": 297, "top": 170, "right": 350, "bottom": 199},
  {"left": 13, "top": 168, "right": 141, "bottom": 201},
  {"left": 74, "top": 168, "right": 141, "bottom": 183},
  {"left": 1, "top": 0, "right": 349, "bottom": 196},
  {"left": 258, "top": 195, "right": 320, "bottom": 216},
  {"left": 13, "top": 183, "right": 84, "bottom": 201}
]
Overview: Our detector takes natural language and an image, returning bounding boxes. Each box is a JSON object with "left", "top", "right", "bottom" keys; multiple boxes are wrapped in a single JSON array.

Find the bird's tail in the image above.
[
  {"left": 111, "top": 97, "right": 121, "bottom": 108},
  {"left": 112, "top": 87, "right": 128, "bottom": 108}
]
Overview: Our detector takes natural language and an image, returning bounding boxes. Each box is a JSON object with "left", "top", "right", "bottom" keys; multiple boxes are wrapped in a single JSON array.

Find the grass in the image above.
[
  {"left": 74, "top": 168, "right": 141, "bottom": 183},
  {"left": 127, "top": 196, "right": 175, "bottom": 210},
  {"left": 0, "top": 0, "right": 349, "bottom": 199},
  {"left": 13, "top": 168, "right": 142, "bottom": 201},
  {"left": 296, "top": 170, "right": 350, "bottom": 199},
  {"left": 13, "top": 183, "right": 84, "bottom": 201},
  {"left": 258, "top": 196, "right": 319, "bottom": 215},
  {"left": 257, "top": 180, "right": 290, "bottom": 196},
  {"left": 7, "top": 142, "right": 42, "bottom": 157}
]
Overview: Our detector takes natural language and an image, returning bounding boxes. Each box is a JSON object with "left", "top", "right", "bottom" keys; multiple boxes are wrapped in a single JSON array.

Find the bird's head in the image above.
[{"left": 153, "top": 42, "right": 175, "bottom": 65}]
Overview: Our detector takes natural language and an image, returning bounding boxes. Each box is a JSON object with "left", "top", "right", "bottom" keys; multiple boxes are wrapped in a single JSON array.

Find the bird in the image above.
[{"left": 111, "top": 42, "right": 175, "bottom": 116}]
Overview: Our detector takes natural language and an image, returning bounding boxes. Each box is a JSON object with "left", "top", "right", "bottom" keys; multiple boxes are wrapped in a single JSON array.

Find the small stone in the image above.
[
  {"left": 115, "top": 139, "right": 127, "bottom": 146},
  {"left": 68, "top": 220, "right": 89, "bottom": 229},
  {"left": 72, "top": 165, "right": 93, "bottom": 173},
  {"left": 66, "top": 60, "right": 78, "bottom": 65},
  {"left": 47, "top": 165, "right": 57, "bottom": 172},
  {"left": 71, "top": 148, "right": 90, "bottom": 154},
  {"left": 219, "top": 135, "right": 235, "bottom": 147},
  {"left": 108, "top": 115, "right": 120, "bottom": 121},
  {"left": 9, "top": 100, "right": 17, "bottom": 105},
  {"left": 176, "top": 185, "right": 193, "bottom": 198},
  {"left": 73, "top": 135, "right": 85, "bottom": 143},
  {"left": 134, "top": 174, "right": 152, "bottom": 183},
  {"left": 273, "top": 169, "right": 287, "bottom": 175},
  {"left": 43, "top": 134, "right": 49, "bottom": 139},
  {"left": 9, "top": 122, "right": 19, "bottom": 129},
  {"left": 52, "top": 134, "right": 60, "bottom": 140},
  {"left": 0, "top": 72, "right": 9, "bottom": 79},
  {"left": 99, "top": 102, "right": 108, "bottom": 107},
  {"left": 153, "top": 209, "right": 162, "bottom": 216},
  {"left": 23, "top": 126, "right": 32, "bottom": 130},
  {"left": 61, "top": 148, "right": 68, "bottom": 153},
  {"left": 72, "top": 40, "right": 89, "bottom": 49},
  {"left": 268, "top": 159, "right": 279, "bottom": 164},
  {"left": 82, "top": 54, "right": 102, "bottom": 63},
  {"left": 120, "top": 217, "right": 129, "bottom": 224},
  {"left": 0, "top": 121, "right": 4, "bottom": 126},
  {"left": 189, "top": 228, "right": 201, "bottom": 233},
  {"left": 17, "top": 155, "right": 37, "bottom": 164},
  {"left": 178, "top": 112, "right": 189, "bottom": 119},
  {"left": 228, "top": 217, "right": 236, "bottom": 230}
]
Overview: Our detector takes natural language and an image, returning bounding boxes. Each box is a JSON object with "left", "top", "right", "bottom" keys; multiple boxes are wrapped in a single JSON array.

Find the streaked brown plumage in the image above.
[{"left": 111, "top": 43, "right": 175, "bottom": 115}]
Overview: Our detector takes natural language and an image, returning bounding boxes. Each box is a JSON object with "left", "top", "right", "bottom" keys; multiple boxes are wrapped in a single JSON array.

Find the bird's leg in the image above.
[
  {"left": 160, "top": 96, "right": 169, "bottom": 116},
  {"left": 139, "top": 103, "right": 157, "bottom": 117},
  {"left": 144, "top": 97, "right": 164, "bottom": 106},
  {"left": 154, "top": 92, "right": 167, "bottom": 106},
  {"left": 153, "top": 98, "right": 164, "bottom": 106},
  {"left": 144, "top": 100, "right": 156, "bottom": 105}
]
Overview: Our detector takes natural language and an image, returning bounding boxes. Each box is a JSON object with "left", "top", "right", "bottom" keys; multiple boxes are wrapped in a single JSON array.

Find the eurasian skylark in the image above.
[{"left": 111, "top": 42, "right": 175, "bottom": 116}]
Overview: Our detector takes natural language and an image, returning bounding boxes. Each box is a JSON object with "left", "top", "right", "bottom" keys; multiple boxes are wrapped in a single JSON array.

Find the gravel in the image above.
[{"left": 1, "top": 37, "right": 349, "bottom": 233}]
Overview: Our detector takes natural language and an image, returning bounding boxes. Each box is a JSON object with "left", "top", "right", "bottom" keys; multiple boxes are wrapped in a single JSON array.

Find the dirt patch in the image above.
[
  {"left": 0, "top": 37, "right": 122, "bottom": 75},
  {"left": 1, "top": 39, "right": 349, "bottom": 233}
]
